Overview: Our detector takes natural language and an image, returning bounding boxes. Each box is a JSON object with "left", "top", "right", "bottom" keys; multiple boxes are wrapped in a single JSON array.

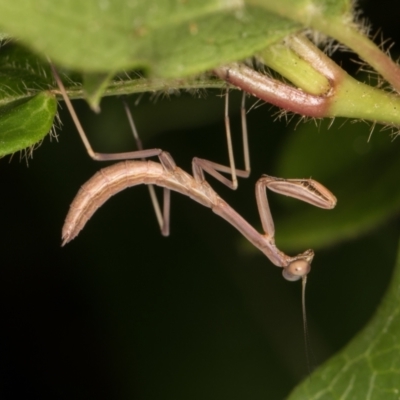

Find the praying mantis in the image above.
[{"left": 50, "top": 63, "right": 337, "bottom": 284}]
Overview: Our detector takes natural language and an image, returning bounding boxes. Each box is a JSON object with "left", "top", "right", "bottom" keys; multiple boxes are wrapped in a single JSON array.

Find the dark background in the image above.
[{"left": 1, "top": 1, "right": 400, "bottom": 398}]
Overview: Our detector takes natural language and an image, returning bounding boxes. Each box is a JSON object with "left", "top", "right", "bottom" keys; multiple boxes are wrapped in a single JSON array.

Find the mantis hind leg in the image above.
[{"left": 192, "top": 90, "right": 251, "bottom": 188}]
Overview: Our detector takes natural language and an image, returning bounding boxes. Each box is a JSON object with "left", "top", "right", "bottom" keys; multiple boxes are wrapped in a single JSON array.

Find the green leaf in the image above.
[
  {"left": 0, "top": 1, "right": 299, "bottom": 77},
  {"left": 82, "top": 72, "right": 115, "bottom": 112},
  {"left": 289, "top": 236, "right": 400, "bottom": 399},
  {"left": 2, "top": 0, "right": 400, "bottom": 94},
  {"left": 0, "top": 45, "right": 54, "bottom": 105},
  {"left": 249, "top": 0, "right": 354, "bottom": 23},
  {"left": 2, "top": 0, "right": 399, "bottom": 92},
  {"left": 0, "top": 92, "right": 57, "bottom": 156}
]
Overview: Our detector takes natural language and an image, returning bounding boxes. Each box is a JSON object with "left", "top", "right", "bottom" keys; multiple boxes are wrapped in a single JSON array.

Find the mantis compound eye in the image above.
[{"left": 282, "top": 259, "right": 311, "bottom": 281}]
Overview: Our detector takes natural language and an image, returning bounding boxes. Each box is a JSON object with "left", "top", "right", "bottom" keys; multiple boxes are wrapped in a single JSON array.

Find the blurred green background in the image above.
[{"left": 1, "top": 0, "right": 400, "bottom": 398}]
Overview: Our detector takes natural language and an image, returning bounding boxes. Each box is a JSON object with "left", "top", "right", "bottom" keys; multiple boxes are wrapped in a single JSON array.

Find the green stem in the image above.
[
  {"left": 247, "top": 0, "right": 400, "bottom": 92},
  {"left": 314, "top": 20, "right": 400, "bottom": 94},
  {"left": 57, "top": 76, "right": 227, "bottom": 101},
  {"left": 261, "top": 40, "right": 330, "bottom": 96}
]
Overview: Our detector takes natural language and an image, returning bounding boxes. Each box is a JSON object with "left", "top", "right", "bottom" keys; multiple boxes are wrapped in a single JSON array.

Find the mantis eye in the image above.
[{"left": 283, "top": 259, "right": 311, "bottom": 281}]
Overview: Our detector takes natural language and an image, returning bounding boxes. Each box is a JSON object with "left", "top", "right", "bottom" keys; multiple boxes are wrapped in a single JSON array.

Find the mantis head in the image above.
[{"left": 282, "top": 249, "right": 314, "bottom": 281}]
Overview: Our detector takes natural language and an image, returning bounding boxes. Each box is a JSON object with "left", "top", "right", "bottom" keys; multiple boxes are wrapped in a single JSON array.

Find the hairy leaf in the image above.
[
  {"left": 289, "top": 237, "right": 400, "bottom": 399},
  {"left": 0, "top": 0, "right": 299, "bottom": 77},
  {"left": 0, "top": 92, "right": 57, "bottom": 156}
]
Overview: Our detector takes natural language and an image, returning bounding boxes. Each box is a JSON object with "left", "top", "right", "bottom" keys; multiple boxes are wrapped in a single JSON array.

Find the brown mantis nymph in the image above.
[
  {"left": 50, "top": 64, "right": 337, "bottom": 283},
  {"left": 62, "top": 154, "right": 336, "bottom": 283}
]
